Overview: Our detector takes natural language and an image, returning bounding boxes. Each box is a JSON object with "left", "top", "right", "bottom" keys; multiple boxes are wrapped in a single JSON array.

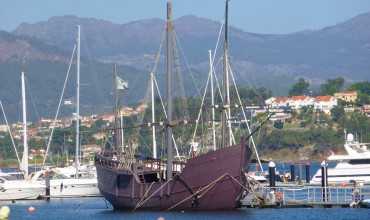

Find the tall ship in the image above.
[{"left": 95, "top": 0, "right": 257, "bottom": 211}]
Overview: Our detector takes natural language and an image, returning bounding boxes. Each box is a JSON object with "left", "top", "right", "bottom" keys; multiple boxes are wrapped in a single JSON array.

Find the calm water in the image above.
[{"left": 1, "top": 198, "right": 369, "bottom": 220}]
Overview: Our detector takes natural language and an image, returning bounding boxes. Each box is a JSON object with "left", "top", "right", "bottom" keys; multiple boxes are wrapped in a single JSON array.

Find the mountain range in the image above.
[{"left": 1, "top": 12, "right": 370, "bottom": 121}]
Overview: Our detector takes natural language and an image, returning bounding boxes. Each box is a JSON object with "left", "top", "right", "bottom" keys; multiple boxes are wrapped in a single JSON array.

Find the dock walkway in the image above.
[{"left": 243, "top": 184, "right": 370, "bottom": 208}]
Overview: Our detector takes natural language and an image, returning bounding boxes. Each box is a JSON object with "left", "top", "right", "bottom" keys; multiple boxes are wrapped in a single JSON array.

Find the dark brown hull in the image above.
[{"left": 95, "top": 141, "right": 251, "bottom": 211}]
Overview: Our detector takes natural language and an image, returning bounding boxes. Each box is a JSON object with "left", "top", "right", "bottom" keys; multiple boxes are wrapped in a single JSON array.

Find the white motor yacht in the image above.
[
  {"left": 30, "top": 167, "right": 100, "bottom": 198},
  {"left": 0, "top": 177, "right": 44, "bottom": 200},
  {"left": 311, "top": 133, "right": 370, "bottom": 185}
]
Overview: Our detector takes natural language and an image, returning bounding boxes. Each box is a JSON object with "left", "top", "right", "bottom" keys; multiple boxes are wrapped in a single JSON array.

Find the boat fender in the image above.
[
  {"left": 0, "top": 206, "right": 10, "bottom": 219},
  {"left": 275, "top": 191, "right": 283, "bottom": 202}
]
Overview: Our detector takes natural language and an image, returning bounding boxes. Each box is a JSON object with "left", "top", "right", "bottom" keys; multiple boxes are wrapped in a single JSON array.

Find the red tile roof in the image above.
[
  {"left": 290, "top": 96, "right": 310, "bottom": 101},
  {"left": 274, "top": 96, "right": 289, "bottom": 103},
  {"left": 315, "top": 96, "right": 333, "bottom": 102}
]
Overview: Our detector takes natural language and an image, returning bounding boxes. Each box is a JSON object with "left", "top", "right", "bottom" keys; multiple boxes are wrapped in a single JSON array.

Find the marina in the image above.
[{"left": 1, "top": 0, "right": 370, "bottom": 219}]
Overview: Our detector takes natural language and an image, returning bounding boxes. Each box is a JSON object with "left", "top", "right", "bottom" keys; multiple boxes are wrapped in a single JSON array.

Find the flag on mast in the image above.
[{"left": 116, "top": 76, "right": 128, "bottom": 90}]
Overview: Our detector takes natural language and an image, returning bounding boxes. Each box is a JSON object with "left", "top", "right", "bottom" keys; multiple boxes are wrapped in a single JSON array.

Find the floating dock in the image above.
[{"left": 242, "top": 184, "right": 370, "bottom": 208}]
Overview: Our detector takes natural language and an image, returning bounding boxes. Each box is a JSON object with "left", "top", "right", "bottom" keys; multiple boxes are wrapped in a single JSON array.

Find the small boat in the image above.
[
  {"left": 360, "top": 199, "right": 370, "bottom": 208},
  {"left": 0, "top": 178, "right": 43, "bottom": 200},
  {"left": 32, "top": 25, "right": 100, "bottom": 199},
  {"left": 311, "top": 133, "right": 370, "bottom": 184},
  {"left": 30, "top": 167, "right": 99, "bottom": 198},
  {"left": 0, "top": 72, "right": 44, "bottom": 201},
  {"left": 248, "top": 171, "right": 268, "bottom": 183}
]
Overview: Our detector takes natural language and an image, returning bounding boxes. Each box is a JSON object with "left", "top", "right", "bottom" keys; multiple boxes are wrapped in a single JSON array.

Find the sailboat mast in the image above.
[
  {"left": 113, "top": 64, "right": 118, "bottom": 149},
  {"left": 21, "top": 72, "right": 28, "bottom": 177},
  {"left": 222, "top": 0, "right": 232, "bottom": 148},
  {"left": 75, "top": 25, "right": 81, "bottom": 172},
  {"left": 166, "top": 0, "right": 174, "bottom": 180},
  {"left": 151, "top": 72, "right": 157, "bottom": 159},
  {"left": 209, "top": 50, "right": 216, "bottom": 151}
]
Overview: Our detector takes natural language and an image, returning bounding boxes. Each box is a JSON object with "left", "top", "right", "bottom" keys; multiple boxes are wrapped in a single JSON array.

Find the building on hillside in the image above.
[
  {"left": 269, "top": 112, "right": 292, "bottom": 122},
  {"left": 0, "top": 125, "right": 8, "bottom": 133},
  {"left": 98, "top": 113, "right": 115, "bottom": 123},
  {"left": 93, "top": 132, "right": 106, "bottom": 141},
  {"left": 81, "top": 144, "right": 101, "bottom": 158},
  {"left": 265, "top": 97, "right": 289, "bottom": 109},
  {"left": 288, "top": 96, "right": 314, "bottom": 110},
  {"left": 344, "top": 106, "right": 361, "bottom": 113},
  {"left": 314, "top": 96, "right": 338, "bottom": 114},
  {"left": 135, "top": 103, "right": 148, "bottom": 114},
  {"left": 265, "top": 96, "right": 314, "bottom": 110},
  {"left": 334, "top": 91, "right": 358, "bottom": 103},
  {"left": 362, "top": 105, "right": 370, "bottom": 118}
]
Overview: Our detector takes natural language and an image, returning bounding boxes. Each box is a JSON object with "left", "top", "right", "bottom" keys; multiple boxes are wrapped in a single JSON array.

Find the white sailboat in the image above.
[
  {"left": 0, "top": 72, "right": 44, "bottom": 201},
  {"left": 34, "top": 25, "right": 99, "bottom": 198}
]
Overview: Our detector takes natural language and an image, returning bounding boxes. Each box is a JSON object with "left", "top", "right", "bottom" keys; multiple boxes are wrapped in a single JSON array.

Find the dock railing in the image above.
[{"left": 254, "top": 185, "right": 370, "bottom": 206}]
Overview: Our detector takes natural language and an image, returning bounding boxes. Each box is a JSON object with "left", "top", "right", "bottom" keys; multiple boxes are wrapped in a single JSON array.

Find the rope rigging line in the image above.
[
  {"left": 189, "top": 67, "right": 211, "bottom": 155},
  {"left": 24, "top": 76, "right": 50, "bottom": 149},
  {"left": 153, "top": 75, "right": 180, "bottom": 158},
  {"left": 150, "top": 28, "right": 166, "bottom": 75},
  {"left": 212, "top": 22, "right": 224, "bottom": 70},
  {"left": 172, "top": 33, "right": 191, "bottom": 148},
  {"left": 227, "top": 58, "right": 269, "bottom": 106},
  {"left": 0, "top": 101, "right": 21, "bottom": 165},
  {"left": 80, "top": 28, "right": 108, "bottom": 111},
  {"left": 228, "top": 62, "right": 264, "bottom": 171},
  {"left": 42, "top": 44, "right": 77, "bottom": 166},
  {"left": 188, "top": 21, "right": 228, "bottom": 155},
  {"left": 25, "top": 77, "right": 41, "bottom": 122},
  {"left": 172, "top": 30, "right": 202, "bottom": 98}
]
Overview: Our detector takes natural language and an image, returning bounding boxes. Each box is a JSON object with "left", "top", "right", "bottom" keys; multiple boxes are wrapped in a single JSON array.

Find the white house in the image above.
[
  {"left": 287, "top": 96, "right": 314, "bottom": 110},
  {"left": 314, "top": 96, "right": 338, "bottom": 114},
  {"left": 265, "top": 97, "right": 289, "bottom": 109}
]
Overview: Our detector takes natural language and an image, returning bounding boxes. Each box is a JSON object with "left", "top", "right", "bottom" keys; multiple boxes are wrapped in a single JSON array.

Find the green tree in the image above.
[
  {"left": 349, "top": 81, "right": 370, "bottom": 105},
  {"left": 320, "top": 77, "right": 345, "bottom": 95},
  {"left": 289, "top": 78, "right": 310, "bottom": 96}
]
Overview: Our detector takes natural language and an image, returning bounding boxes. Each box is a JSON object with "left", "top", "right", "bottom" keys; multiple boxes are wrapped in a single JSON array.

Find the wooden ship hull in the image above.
[{"left": 95, "top": 141, "right": 251, "bottom": 211}]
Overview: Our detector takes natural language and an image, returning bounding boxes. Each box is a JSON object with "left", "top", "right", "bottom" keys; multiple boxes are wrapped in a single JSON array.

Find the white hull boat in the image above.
[
  {"left": 311, "top": 133, "right": 370, "bottom": 185},
  {"left": 44, "top": 178, "right": 100, "bottom": 198},
  {"left": 0, "top": 179, "right": 43, "bottom": 201},
  {"left": 31, "top": 167, "right": 100, "bottom": 198}
]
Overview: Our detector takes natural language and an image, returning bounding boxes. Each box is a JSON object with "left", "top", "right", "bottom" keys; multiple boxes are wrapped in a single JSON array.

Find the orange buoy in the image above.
[{"left": 27, "top": 206, "right": 36, "bottom": 213}]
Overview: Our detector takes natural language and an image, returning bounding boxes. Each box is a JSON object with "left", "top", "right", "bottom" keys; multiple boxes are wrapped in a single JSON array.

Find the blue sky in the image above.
[{"left": 1, "top": 0, "right": 370, "bottom": 34}]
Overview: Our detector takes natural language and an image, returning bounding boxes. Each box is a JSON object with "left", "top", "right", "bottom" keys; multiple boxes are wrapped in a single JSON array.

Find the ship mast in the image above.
[
  {"left": 151, "top": 72, "right": 157, "bottom": 159},
  {"left": 166, "top": 0, "right": 174, "bottom": 180},
  {"left": 75, "top": 25, "right": 81, "bottom": 176},
  {"left": 21, "top": 71, "right": 28, "bottom": 178},
  {"left": 209, "top": 50, "right": 216, "bottom": 151},
  {"left": 221, "top": 0, "right": 232, "bottom": 148},
  {"left": 113, "top": 64, "right": 118, "bottom": 149}
]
